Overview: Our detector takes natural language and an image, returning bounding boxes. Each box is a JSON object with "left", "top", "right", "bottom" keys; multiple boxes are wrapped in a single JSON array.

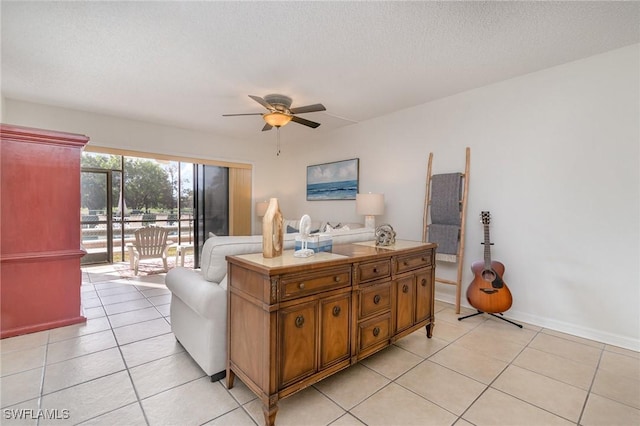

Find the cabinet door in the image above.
[
  {"left": 319, "top": 294, "right": 351, "bottom": 369},
  {"left": 415, "top": 271, "right": 433, "bottom": 323},
  {"left": 395, "top": 276, "right": 415, "bottom": 332},
  {"left": 279, "top": 301, "right": 317, "bottom": 387}
]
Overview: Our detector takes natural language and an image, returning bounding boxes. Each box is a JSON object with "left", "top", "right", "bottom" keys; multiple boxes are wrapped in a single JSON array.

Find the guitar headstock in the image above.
[{"left": 481, "top": 211, "right": 491, "bottom": 225}]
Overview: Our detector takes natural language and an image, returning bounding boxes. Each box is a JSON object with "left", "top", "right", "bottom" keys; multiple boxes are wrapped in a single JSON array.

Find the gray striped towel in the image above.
[
  {"left": 428, "top": 224, "right": 460, "bottom": 255},
  {"left": 430, "top": 173, "right": 462, "bottom": 225}
]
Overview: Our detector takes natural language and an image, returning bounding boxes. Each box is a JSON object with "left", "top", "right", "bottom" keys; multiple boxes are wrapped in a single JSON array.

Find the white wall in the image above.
[
  {"left": 4, "top": 45, "right": 638, "bottom": 350},
  {"left": 2, "top": 100, "right": 264, "bottom": 164},
  {"left": 2, "top": 99, "right": 292, "bottom": 233},
  {"left": 281, "top": 45, "right": 640, "bottom": 350}
]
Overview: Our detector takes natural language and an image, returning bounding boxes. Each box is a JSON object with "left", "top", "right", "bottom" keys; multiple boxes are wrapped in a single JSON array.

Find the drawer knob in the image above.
[
  {"left": 332, "top": 306, "right": 341, "bottom": 317},
  {"left": 295, "top": 315, "right": 305, "bottom": 328},
  {"left": 299, "top": 282, "right": 305, "bottom": 289},
  {"left": 334, "top": 276, "right": 341, "bottom": 282},
  {"left": 373, "top": 267, "right": 378, "bottom": 273},
  {"left": 421, "top": 278, "right": 427, "bottom": 286},
  {"left": 404, "top": 261, "right": 409, "bottom": 266},
  {"left": 373, "top": 294, "right": 381, "bottom": 304},
  {"left": 373, "top": 327, "right": 380, "bottom": 337},
  {"left": 402, "top": 284, "right": 409, "bottom": 293}
]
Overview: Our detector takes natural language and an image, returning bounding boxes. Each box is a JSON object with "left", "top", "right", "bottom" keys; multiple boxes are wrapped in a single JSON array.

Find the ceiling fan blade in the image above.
[
  {"left": 249, "top": 95, "right": 274, "bottom": 111},
  {"left": 222, "top": 113, "right": 264, "bottom": 116},
  {"left": 262, "top": 123, "right": 273, "bottom": 131},
  {"left": 291, "top": 115, "right": 321, "bottom": 129},
  {"left": 290, "top": 103, "right": 326, "bottom": 114}
]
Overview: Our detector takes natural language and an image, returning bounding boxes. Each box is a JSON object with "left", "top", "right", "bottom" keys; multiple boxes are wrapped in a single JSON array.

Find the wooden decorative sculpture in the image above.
[{"left": 262, "top": 198, "right": 283, "bottom": 258}]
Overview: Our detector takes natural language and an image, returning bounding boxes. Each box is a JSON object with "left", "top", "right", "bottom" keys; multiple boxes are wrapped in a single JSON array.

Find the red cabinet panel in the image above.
[{"left": 1, "top": 124, "right": 89, "bottom": 338}]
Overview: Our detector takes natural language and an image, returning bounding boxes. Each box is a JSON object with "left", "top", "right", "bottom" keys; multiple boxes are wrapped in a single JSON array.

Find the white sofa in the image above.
[{"left": 165, "top": 223, "right": 375, "bottom": 380}]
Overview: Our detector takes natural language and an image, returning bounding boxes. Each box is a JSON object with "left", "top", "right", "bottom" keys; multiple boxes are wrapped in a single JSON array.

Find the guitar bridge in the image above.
[{"left": 480, "top": 288, "right": 499, "bottom": 294}]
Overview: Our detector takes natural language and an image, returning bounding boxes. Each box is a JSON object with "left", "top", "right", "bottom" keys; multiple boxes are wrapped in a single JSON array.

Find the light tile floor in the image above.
[{"left": 1, "top": 264, "right": 639, "bottom": 425}]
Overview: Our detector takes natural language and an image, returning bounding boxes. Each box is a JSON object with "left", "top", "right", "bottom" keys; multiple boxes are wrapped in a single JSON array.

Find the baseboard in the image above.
[{"left": 434, "top": 295, "right": 640, "bottom": 352}]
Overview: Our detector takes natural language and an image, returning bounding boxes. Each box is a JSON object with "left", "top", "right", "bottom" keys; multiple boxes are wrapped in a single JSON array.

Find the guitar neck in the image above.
[{"left": 483, "top": 223, "right": 492, "bottom": 269}]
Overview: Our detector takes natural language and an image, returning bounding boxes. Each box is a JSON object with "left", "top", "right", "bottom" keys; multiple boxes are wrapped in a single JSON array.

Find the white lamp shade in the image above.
[
  {"left": 356, "top": 193, "right": 385, "bottom": 216},
  {"left": 256, "top": 201, "right": 269, "bottom": 217}
]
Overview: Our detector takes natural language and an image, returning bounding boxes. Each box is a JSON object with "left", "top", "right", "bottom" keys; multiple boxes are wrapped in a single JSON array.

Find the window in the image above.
[{"left": 80, "top": 148, "right": 251, "bottom": 266}]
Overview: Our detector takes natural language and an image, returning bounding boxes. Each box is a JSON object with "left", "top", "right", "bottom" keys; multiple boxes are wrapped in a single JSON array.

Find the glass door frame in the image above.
[{"left": 80, "top": 168, "right": 113, "bottom": 265}]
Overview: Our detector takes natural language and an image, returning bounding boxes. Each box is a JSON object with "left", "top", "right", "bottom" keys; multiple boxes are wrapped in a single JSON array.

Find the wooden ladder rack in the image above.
[{"left": 422, "top": 147, "right": 470, "bottom": 314}]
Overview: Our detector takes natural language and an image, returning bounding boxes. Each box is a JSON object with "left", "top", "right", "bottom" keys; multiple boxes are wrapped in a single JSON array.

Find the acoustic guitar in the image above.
[{"left": 466, "top": 211, "right": 513, "bottom": 314}]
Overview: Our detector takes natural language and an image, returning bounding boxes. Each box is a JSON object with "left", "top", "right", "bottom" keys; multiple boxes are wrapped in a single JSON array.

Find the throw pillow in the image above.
[{"left": 325, "top": 223, "right": 351, "bottom": 233}]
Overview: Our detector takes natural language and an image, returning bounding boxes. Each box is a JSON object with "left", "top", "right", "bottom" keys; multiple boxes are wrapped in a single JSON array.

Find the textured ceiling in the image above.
[{"left": 2, "top": 1, "right": 639, "bottom": 141}]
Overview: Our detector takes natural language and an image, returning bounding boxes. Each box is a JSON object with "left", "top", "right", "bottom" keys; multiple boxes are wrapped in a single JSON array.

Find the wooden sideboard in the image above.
[{"left": 226, "top": 240, "right": 436, "bottom": 426}]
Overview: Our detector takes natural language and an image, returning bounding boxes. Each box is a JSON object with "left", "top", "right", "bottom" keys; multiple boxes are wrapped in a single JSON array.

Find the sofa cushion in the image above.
[
  {"left": 329, "top": 226, "right": 375, "bottom": 244},
  {"left": 284, "top": 219, "right": 325, "bottom": 233},
  {"left": 201, "top": 234, "right": 297, "bottom": 283},
  {"left": 165, "top": 267, "right": 226, "bottom": 320}
]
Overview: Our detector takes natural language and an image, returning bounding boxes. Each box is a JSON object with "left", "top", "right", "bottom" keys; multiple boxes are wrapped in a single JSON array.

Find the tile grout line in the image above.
[
  {"left": 411, "top": 312, "right": 491, "bottom": 423},
  {"left": 100, "top": 274, "right": 201, "bottom": 424},
  {"left": 102, "top": 282, "right": 152, "bottom": 426},
  {"left": 344, "top": 309, "right": 491, "bottom": 424},
  {"left": 576, "top": 345, "right": 606, "bottom": 426},
  {"left": 74, "top": 276, "right": 151, "bottom": 425},
  {"left": 45, "top": 267, "right": 639, "bottom": 425},
  {"left": 35, "top": 331, "right": 52, "bottom": 426},
  {"left": 464, "top": 325, "right": 608, "bottom": 425},
  {"left": 455, "top": 325, "right": 543, "bottom": 424}
]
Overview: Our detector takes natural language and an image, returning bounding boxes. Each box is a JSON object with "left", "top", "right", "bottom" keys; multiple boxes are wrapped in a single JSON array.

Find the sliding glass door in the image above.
[
  {"left": 80, "top": 150, "right": 242, "bottom": 266},
  {"left": 80, "top": 169, "right": 113, "bottom": 265},
  {"left": 194, "top": 164, "right": 229, "bottom": 268}
]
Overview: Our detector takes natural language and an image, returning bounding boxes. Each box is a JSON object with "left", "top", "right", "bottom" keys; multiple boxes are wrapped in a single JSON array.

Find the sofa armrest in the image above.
[{"left": 165, "top": 267, "right": 226, "bottom": 320}]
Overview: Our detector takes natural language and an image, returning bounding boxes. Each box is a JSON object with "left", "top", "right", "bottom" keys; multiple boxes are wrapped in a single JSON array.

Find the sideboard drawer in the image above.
[
  {"left": 358, "top": 281, "right": 391, "bottom": 319},
  {"left": 281, "top": 267, "right": 351, "bottom": 300},
  {"left": 358, "top": 314, "right": 391, "bottom": 351},
  {"left": 358, "top": 259, "right": 391, "bottom": 282},
  {"left": 395, "top": 250, "right": 432, "bottom": 274}
]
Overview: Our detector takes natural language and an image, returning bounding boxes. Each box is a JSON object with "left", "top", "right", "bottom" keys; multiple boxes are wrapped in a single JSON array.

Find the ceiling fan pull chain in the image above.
[{"left": 276, "top": 127, "right": 281, "bottom": 156}]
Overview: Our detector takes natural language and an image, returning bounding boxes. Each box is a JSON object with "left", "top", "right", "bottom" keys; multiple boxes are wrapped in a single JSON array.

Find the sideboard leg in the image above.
[
  {"left": 263, "top": 403, "right": 278, "bottom": 426},
  {"left": 425, "top": 322, "right": 434, "bottom": 338},
  {"left": 226, "top": 368, "right": 236, "bottom": 389}
]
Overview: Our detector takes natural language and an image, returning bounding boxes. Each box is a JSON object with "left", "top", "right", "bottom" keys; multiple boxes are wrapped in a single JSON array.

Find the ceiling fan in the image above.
[{"left": 223, "top": 94, "right": 326, "bottom": 131}]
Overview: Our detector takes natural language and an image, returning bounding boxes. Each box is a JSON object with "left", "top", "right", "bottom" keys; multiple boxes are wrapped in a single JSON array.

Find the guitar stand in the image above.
[{"left": 458, "top": 310, "right": 523, "bottom": 328}]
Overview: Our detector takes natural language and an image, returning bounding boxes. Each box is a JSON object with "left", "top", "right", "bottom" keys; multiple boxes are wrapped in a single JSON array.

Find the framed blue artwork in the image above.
[{"left": 307, "top": 158, "right": 359, "bottom": 200}]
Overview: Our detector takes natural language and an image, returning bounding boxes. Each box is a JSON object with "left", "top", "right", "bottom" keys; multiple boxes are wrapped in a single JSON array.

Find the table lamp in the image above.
[{"left": 356, "top": 193, "right": 384, "bottom": 229}]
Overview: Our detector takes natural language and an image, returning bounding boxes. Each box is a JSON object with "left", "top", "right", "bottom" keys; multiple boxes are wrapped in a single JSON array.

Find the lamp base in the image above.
[{"left": 364, "top": 215, "right": 376, "bottom": 229}]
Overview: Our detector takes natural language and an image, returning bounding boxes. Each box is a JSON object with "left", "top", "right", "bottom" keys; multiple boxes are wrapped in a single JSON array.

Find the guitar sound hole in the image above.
[{"left": 481, "top": 269, "right": 496, "bottom": 282}]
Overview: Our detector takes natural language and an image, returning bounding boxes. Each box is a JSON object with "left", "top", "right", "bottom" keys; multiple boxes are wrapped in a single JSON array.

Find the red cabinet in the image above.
[{"left": 1, "top": 124, "right": 89, "bottom": 338}]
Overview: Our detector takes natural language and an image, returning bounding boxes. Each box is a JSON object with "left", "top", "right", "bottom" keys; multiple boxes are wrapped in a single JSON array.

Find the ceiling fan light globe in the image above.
[{"left": 263, "top": 112, "right": 292, "bottom": 127}]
